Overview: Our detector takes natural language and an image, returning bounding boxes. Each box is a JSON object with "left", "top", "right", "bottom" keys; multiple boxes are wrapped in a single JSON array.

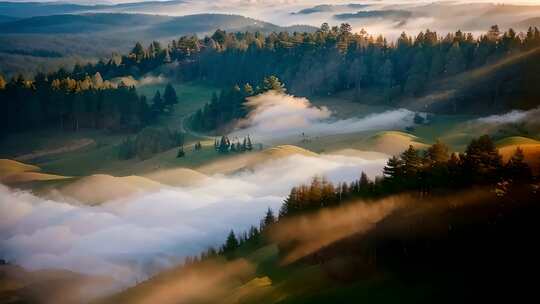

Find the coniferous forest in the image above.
[{"left": 3, "top": 24, "right": 540, "bottom": 137}]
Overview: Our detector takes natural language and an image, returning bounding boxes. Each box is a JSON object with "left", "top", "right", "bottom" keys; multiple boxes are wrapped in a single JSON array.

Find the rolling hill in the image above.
[
  {"left": 0, "top": 159, "right": 68, "bottom": 185},
  {"left": 0, "top": 13, "right": 316, "bottom": 36},
  {"left": 0, "top": 1, "right": 186, "bottom": 18},
  {"left": 0, "top": 13, "right": 172, "bottom": 34}
]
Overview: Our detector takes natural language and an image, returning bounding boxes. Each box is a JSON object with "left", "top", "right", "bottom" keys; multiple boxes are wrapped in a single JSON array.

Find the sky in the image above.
[
  {"left": 100, "top": 0, "right": 540, "bottom": 7},
  {"left": 6, "top": 0, "right": 540, "bottom": 7}
]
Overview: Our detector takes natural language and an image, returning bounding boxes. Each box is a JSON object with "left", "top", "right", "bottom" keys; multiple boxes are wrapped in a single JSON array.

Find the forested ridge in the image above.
[
  {"left": 3, "top": 23, "right": 540, "bottom": 136},
  {"left": 20, "top": 23, "right": 540, "bottom": 105},
  {"left": 0, "top": 72, "right": 179, "bottom": 138}
]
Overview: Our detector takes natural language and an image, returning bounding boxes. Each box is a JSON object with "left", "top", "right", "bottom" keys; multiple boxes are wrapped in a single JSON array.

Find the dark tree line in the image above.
[
  {"left": 279, "top": 135, "right": 535, "bottom": 218},
  {"left": 24, "top": 23, "right": 540, "bottom": 120},
  {"left": 0, "top": 72, "right": 179, "bottom": 138},
  {"left": 4, "top": 24, "right": 539, "bottom": 137},
  {"left": 54, "top": 24, "right": 540, "bottom": 107}
]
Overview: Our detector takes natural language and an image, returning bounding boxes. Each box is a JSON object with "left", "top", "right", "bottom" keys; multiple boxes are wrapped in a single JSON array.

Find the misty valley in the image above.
[{"left": 1, "top": 1, "right": 540, "bottom": 303}]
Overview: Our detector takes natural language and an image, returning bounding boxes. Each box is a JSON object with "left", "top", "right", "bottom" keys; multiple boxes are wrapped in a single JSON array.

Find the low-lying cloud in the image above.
[
  {"left": 0, "top": 153, "right": 386, "bottom": 284},
  {"left": 233, "top": 91, "right": 416, "bottom": 142},
  {"left": 477, "top": 108, "right": 533, "bottom": 124},
  {"left": 270, "top": 194, "right": 407, "bottom": 265},
  {"left": 111, "top": 74, "right": 167, "bottom": 87}
]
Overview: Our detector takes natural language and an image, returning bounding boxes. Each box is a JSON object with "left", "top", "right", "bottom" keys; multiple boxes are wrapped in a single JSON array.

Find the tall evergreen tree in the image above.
[
  {"left": 401, "top": 145, "right": 423, "bottom": 176},
  {"left": 263, "top": 75, "right": 286, "bottom": 93},
  {"left": 463, "top": 135, "right": 502, "bottom": 183},
  {"left": 223, "top": 230, "right": 239, "bottom": 253},
  {"left": 163, "top": 83, "right": 178, "bottom": 112},
  {"left": 383, "top": 156, "right": 404, "bottom": 180},
  {"left": 132, "top": 42, "right": 145, "bottom": 62},
  {"left": 260, "top": 208, "right": 276, "bottom": 231},
  {"left": 152, "top": 90, "right": 164, "bottom": 113},
  {"left": 426, "top": 140, "right": 450, "bottom": 164},
  {"left": 505, "top": 147, "right": 531, "bottom": 180}
]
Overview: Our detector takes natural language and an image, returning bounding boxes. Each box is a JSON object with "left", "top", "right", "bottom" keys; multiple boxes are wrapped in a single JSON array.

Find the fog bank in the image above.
[
  {"left": 233, "top": 91, "right": 416, "bottom": 142},
  {"left": 0, "top": 152, "right": 386, "bottom": 283}
]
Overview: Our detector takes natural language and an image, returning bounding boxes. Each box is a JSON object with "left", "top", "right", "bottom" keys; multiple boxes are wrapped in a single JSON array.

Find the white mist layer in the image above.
[
  {"left": 233, "top": 91, "right": 416, "bottom": 141},
  {"left": 0, "top": 153, "right": 386, "bottom": 283},
  {"left": 476, "top": 108, "right": 532, "bottom": 124}
]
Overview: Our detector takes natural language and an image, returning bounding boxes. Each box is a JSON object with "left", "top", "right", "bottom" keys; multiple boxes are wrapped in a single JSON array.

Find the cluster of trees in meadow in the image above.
[
  {"left": 0, "top": 72, "right": 181, "bottom": 138},
  {"left": 214, "top": 135, "right": 253, "bottom": 154}
]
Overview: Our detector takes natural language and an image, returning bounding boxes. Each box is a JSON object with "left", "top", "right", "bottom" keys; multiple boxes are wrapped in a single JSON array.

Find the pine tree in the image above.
[
  {"left": 132, "top": 42, "right": 145, "bottom": 62},
  {"left": 263, "top": 75, "right": 286, "bottom": 93},
  {"left": 248, "top": 226, "right": 260, "bottom": 242},
  {"left": 383, "top": 156, "right": 404, "bottom": 180},
  {"left": 260, "top": 208, "right": 276, "bottom": 231},
  {"left": 223, "top": 230, "right": 239, "bottom": 252},
  {"left": 152, "top": 90, "right": 164, "bottom": 113},
  {"left": 163, "top": 83, "right": 178, "bottom": 112},
  {"left": 280, "top": 187, "right": 298, "bottom": 217},
  {"left": 177, "top": 145, "right": 185, "bottom": 158},
  {"left": 463, "top": 135, "right": 502, "bottom": 183},
  {"left": 218, "top": 136, "right": 231, "bottom": 153},
  {"left": 427, "top": 140, "right": 450, "bottom": 164},
  {"left": 243, "top": 83, "right": 254, "bottom": 95},
  {"left": 245, "top": 135, "right": 253, "bottom": 151},
  {"left": 401, "top": 145, "right": 422, "bottom": 176},
  {"left": 359, "top": 171, "right": 370, "bottom": 194},
  {"left": 505, "top": 147, "right": 531, "bottom": 180}
]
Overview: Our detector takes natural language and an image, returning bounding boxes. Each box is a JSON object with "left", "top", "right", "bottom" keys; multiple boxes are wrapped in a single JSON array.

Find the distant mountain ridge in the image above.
[
  {"left": 0, "top": 1, "right": 186, "bottom": 18},
  {"left": 0, "top": 12, "right": 316, "bottom": 76},
  {"left": 0, "top": 13, "right": 316, "bottom": 35}
]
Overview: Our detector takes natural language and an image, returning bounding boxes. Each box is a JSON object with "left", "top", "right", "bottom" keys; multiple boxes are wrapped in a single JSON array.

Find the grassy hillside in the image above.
[
  {"left": 0, "top": 13, "right": 316, "bottom": 36},
  {"left": 0, "top": 159, "right": 68, "bottom": 185},
  {"left": 0, "top": 82, "right": 217, "bottom": 177},
  {"left": 495, "top": 136, "right": 540, "bottom": 147},
  {"left": 97, "top": 185, "right": 540, "bottom": 303}
]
